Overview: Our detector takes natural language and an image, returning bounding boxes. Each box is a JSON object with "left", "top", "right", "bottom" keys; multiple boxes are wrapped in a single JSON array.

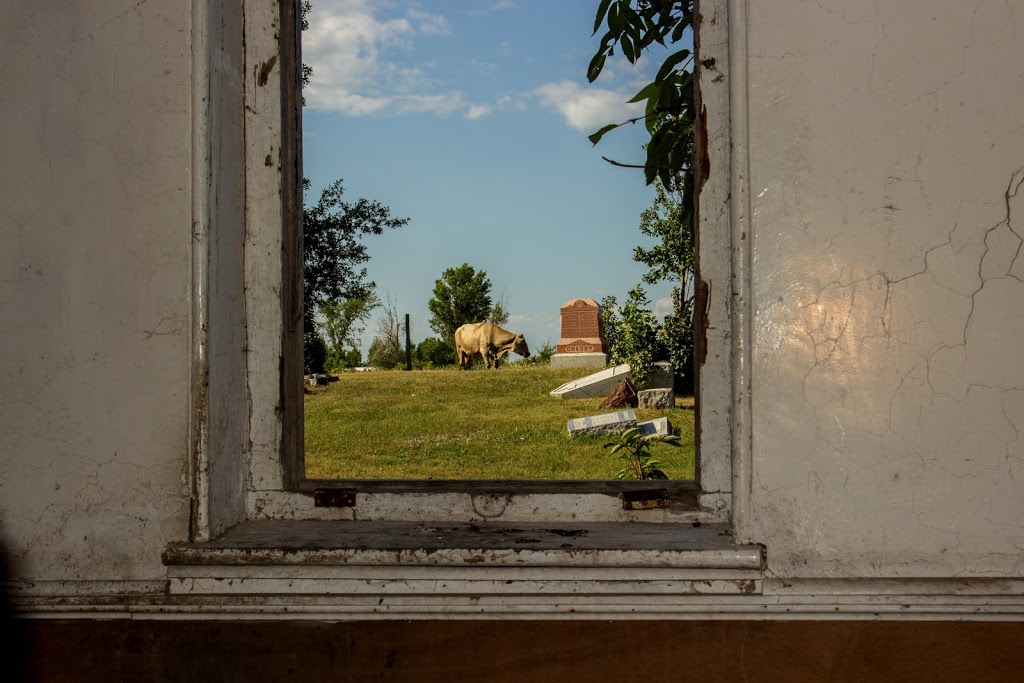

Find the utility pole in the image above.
[{"left": 405, "top": 313, "right": 412, "bottom": 371}]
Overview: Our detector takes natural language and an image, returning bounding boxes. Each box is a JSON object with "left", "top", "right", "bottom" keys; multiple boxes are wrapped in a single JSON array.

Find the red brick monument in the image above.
[{"left": 552, "top": 298, "right": 609, "bottom": 368}]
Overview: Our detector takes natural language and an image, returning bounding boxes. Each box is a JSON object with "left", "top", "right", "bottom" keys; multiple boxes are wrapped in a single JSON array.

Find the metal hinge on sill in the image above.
[
  {"left": 621, "top": 489, "right": 668, "bottom": 510},
  {"left": 313, "top": 488, "right": 356, "bottom": 507}
]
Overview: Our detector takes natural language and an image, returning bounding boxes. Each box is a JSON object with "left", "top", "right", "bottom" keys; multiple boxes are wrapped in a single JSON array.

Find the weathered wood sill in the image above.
[{"left": 163, "top": 520, "right": 762, "bottom": 569}]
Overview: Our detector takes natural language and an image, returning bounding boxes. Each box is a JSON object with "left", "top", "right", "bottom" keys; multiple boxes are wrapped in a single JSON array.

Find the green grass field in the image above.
[{"left": 304, "top": 365, "right": 695, "bottom": 480}]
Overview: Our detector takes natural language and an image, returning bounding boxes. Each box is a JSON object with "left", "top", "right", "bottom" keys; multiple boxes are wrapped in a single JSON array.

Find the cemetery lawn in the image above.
[{"left": 304, "top": 365, "right": 695, "bottom": 480}]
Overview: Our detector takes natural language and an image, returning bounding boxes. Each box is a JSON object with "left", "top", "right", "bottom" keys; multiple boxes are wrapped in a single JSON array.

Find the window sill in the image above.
[
  {"left": 162, "top": 520, "right": 763, "bottom": 611},
  {"left": 164, "top": 520, "right": 761, "bottom": 569}
]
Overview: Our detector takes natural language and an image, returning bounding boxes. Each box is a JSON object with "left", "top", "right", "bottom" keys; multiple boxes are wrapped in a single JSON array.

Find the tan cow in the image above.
[{"left": 454, "top": 322, "right": 531, "bottom": 369}]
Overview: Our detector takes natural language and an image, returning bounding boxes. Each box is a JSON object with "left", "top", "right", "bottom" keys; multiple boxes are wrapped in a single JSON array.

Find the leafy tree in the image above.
[
  {"left": 635, "top": 175, "right": 695, "bottom": 393},
  {"left": 427, "top": 263, "right": 494, "bottom": 341},
  {"left": 606, "top": 286, "right": 661, "bottom": 388},
  {"left": 367, "top": 295, "right": 404, "bottom": 369},
  {"left": 599, "top": 295, "right": 620, "bottom": 356},
  {"left": 489, "top": 292, "right": 511, "bottom": 327},
  {"left": 367, "top": 337, "right": 402, "bottom": 370},
  {"left": 587, "top": 2, "right": 698, "bottom": 393},
  {"left": 302, "top": 180, "right": 407, "bottom": 372},
  {"left": 303, "top": 180, "right": 407, "bottom": 323},
  {"left": 636, "top": 176, "right": 694, "bottom": 309},
  {"left": 340, "top": 347, "right": 362, "bottom": 369},
  {"left": 321, "top": 293, "right": 379, "bottom": 371},
  {"left": 416, "top": 337, "right": 456, "bottom": 368},
  {"left": 587, "top": 0, "right": 695, "bottom": 193}
]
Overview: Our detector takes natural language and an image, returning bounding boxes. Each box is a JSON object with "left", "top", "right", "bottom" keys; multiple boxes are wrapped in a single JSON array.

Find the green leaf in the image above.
[
  {"left": 587, "top": 52, "right": 608, "bottom": 82},
  {"left": 644, "top": 97, "right": 662, "bottom": 135},
  {"left": 620, "top": 32, "right": 634, "bottom": 62},
  {"left": 607, "top": 2, "right": 621, "bottom": 35},
  {"left": 619, "top": 2, "right": 639, "bottom": 29},
  {"left": 593, "top": 0, "right": 613, "bottom": 35},
  {"left": 655, "top": 49, "right": 691, "bottom": 84},
  {"left": 627, "top": 81, "right": 661, "bottom": 104},
  {"left": 588, "top": 123, "right": 620, "bottom": 146},
  {"left": 671, "top": 18, "right": 689, "bottom": 43}
]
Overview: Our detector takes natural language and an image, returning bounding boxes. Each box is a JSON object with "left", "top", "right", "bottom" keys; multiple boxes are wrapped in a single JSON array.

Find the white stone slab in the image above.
[
  {"left": 637, "top": 417, "right": 672, "bottom": 437},
  {"left": 567, "top": 410, "right": 637, "bottom": 437},
  {"left": 550, "top": 363, "right": 631, "bottom": 399}
]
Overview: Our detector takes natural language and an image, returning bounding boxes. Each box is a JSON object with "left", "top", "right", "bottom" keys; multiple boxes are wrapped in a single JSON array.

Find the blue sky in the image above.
[{"left": 302, "top": 0, "right": 683, "bottom": 356}]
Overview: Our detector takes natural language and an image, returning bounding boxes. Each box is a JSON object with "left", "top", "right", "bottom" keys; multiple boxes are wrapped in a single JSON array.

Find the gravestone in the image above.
[
  {"left": 638, "top": 388, "right": 675, "bottom": 409},
  {"left": 647, "top": 361, "right": 674, "bottom": 390},
  {"left": 637, "top": 416, "right": 671, "bottom": 437},
  {"left": 566, "top": 409, "right": 636, "bottom": 438},
  {"left": 551, "top": 298, "right": 608, "bottom": 368},
  {"left": 549, "top": 363, "right": 632, "bottom": 399}
]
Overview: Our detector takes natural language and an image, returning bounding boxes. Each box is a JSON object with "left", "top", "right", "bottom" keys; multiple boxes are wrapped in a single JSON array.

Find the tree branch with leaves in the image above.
[{"left": 587, "top": 0, "right": 695, "bottom": 194}]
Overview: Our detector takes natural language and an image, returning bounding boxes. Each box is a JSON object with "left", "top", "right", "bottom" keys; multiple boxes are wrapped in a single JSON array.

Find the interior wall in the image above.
[
  {"left": 746, "top": 0, "right": 1024, "bottom": 577},
  {"left": 1, "top": 0, "right": 1022, "bottom": 601},
  {"left": 0, "top": 2, "right": 192, "bottom": 580}
]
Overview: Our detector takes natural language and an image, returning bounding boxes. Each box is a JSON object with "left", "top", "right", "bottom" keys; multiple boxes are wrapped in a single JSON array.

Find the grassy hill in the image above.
[{"left": 304, "top": 365, "right": 695, "bottom": 480}]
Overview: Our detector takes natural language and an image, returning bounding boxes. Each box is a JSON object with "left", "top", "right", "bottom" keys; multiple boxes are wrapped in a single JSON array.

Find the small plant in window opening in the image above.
[{"left": 604, "top": 427, "right": 681, "bottom": 480}]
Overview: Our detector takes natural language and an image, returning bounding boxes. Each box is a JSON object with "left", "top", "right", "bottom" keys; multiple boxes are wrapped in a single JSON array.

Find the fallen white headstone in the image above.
[
  {"left": 550, "top": 363, "right": 631, "bottom": 400},
  {"left": 567, "top": 409, "right": 637, "bottom": 437},
  {"left": 637, "top": 417, "right": 672, "bottom": 437}
]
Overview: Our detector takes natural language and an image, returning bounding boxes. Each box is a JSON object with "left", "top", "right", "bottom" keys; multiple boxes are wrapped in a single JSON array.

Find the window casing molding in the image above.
[{"left": 189, "top": 0, "right": 751, "bottom": 542}]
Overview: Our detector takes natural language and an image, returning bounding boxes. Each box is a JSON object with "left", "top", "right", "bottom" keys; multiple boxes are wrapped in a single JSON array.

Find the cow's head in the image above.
[{"left": 513, "top": 334, "right": 530, "bottom": 359}]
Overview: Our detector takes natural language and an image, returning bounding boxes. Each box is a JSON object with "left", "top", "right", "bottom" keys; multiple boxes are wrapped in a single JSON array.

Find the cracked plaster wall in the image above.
[
  {"left": 747, "top": 0, "right": 1024, "bottom": 577},
  {"left": 0, "top": 2, "right": 191, "bottom": 580},
  {"left": 2, "top": 0, "right": 1022, "bottom": 590}
]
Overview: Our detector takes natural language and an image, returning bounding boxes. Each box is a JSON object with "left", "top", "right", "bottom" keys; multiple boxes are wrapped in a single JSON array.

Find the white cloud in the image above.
[
  {"left": 532, "top": 81, "right": 643, "bottom": 133},
  {"left": 311, "top": 91, "right": 393, "bottom": 116},
  {"left": 407, "top": 9, "right": 452, "bottom": 36},
  {"left": 395, "top": 93, "right": 465, "bottom": 116},
  {"left": 463, "top": 94, "right": 520, "bottom": 120},
  {"left": 466, "top": 104, "right": 492, "bottom": 119},
  {"left": 302, "top": 0, "right": 459, "bottom": 116},
  {"left": 654, "top": 296, "right": 675, "bottom": 319}
]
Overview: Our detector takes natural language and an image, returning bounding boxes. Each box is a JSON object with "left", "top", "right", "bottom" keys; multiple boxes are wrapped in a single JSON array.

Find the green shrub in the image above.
[
  {"left": 607, "top": 286, "right": 660, "bottom": 388},
  {"left": 416, "top": 336, "right": 456, "bottom": 368},
  {"left": 535, "top": 340, "right": 556, "bottom": 365},
  {"left": 326, "top": 346, "right": 362, "bottom": 372}
]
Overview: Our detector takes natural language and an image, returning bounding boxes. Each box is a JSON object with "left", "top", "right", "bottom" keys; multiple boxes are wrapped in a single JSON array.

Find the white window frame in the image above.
[{"left": 176, "top": 0, "right": 759, "bottom": 615}]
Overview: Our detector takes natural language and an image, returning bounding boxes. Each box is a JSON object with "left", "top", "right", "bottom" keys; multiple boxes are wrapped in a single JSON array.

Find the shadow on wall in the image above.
[{"left": 0, "top": 532, "right": 28, "bottom": 682}]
